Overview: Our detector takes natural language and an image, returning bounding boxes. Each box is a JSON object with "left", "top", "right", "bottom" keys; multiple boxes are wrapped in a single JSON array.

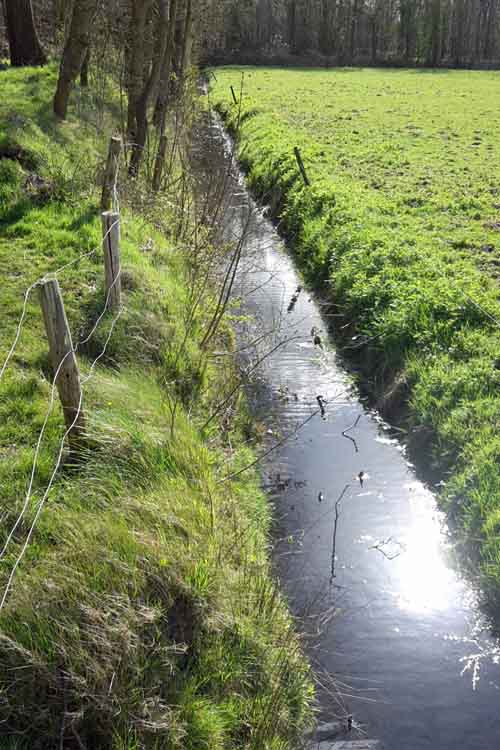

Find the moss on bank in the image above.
[
  {"left": 0, "top": 66, "right": 313, "bottom": 748},
  {"left": 210, "top": 66, "right": 500, "bottom": 609}
]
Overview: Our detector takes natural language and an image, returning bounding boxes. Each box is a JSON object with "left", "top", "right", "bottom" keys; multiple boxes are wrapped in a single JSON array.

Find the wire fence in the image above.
[
  {"left": 0, "top": 214, "right": 122, "bottom": 386},
  {"left": 0, "top": 305, "right": 123, "bottom": 612},
  {"left": 0, "top": 139, "right": 125, "bottom": 612}
]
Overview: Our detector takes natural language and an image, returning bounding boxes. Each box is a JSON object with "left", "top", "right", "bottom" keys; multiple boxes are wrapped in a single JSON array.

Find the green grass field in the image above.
[
  {"left": 0, "top": 66, "right": 312, "bottom": 747},
  {"left": 211, "top": 67, "right": 500, "bottom": 606}
]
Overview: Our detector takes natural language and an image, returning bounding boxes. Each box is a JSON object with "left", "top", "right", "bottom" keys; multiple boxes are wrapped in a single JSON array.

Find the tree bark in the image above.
[
  {"left": 53, "top": 0, "right": 98, "bottom": 119},
  {"left": 483, "top": 0, "right": 497, "bottom": 58},
  {"left": 80, "top": 47, "right": 90, "bottom": 87},
  {"left": 180, "top": 0, "right": 194, "bottom": 86},
  {"left": 3, "top": 0, "right": 46, "bottom": 67},
  {"left": 319, "top": 0, "right": 335, "bottom": 55},
  {"left": 126, "top": 0, "right": 153, "bottom": 145},
  {"left": 153, "top": 0, "right": 179, "bottom": 128},
  {"left": 129, "top": 0, "right": 170, "bottom": 176}
]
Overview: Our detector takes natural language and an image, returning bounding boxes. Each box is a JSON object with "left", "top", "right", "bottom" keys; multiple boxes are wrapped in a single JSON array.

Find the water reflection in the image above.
[
  {"left": 393, "top": 483, "right": 459, "bottom": 613},
  {"left": 194, "top": 112, "right": 500, "bottom": 749}
]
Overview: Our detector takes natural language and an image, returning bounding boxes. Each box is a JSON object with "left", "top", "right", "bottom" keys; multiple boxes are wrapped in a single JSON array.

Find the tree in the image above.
[
  {"left": 399, "top": 0, "right": 417, "bottom": 61},
  {"left": 125, "top": 0, "right": 153, "bottom": 143},
  {"left": 428, "top": 0, "right": 442, "bottom": 65},
  {"left": 53, "top": 0, "right": 99, "bottom": 119},
  {"left": 288, "top": 0, "right": 311, "bottom": 53},
  {"left": 319, "top": 0, "right": 336, "bottom": 55},
  {"left": 153, "top": 0, "right": 179, "bottom": 127},
  {"left": 129, "top": 0, "right": 170, "bottom": 175},
  {"left": 3, "top": 0, "right": 46, "bottom": 66}
]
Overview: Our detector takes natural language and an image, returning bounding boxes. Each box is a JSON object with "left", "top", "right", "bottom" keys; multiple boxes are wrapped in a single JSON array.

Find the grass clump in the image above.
[
  {"left": 210, "top": 66, "right": 500, "bottom": 607},
  {"left": 0, "top": 66, "right": 313, "bottom": 747}
]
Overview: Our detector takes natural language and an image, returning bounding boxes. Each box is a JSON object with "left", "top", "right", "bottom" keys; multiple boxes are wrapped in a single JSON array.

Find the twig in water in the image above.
[
  {"left": 342, "top": 414, "right": 361, "bottom": 453},
  {"left": 317, "top": 395, "right": 327, "bottom": 419},
  {"left": 312, "top": 326, "right": 323, "bottom": 349},
  {"left": 370, "top": 536, "right": 405, "bottom": 561},
  {"left": 330, "top": 484, "right": 351, "bottom": 581}
]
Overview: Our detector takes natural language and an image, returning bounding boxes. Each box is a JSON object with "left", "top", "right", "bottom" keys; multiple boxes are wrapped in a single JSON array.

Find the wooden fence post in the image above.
[
  {"left": 101, "top": 211, "right": 122, "bottom": 310},
  {"left": 101, "top": 136, "right": 122, "bottom": 212},
  {"left": 294, "top": 146, "right": 310, "bottom": 187},
  {"left": 39, "top": 279, "right": 85, "bottom": 447}
]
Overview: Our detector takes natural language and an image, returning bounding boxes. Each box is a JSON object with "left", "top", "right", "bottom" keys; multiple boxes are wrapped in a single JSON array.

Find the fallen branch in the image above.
[
  {"left": 341, "top": 414, "right": 361, "bottom": 453},
  {"left": 330, "top": 484, "right": 351, "bottom": 581}
]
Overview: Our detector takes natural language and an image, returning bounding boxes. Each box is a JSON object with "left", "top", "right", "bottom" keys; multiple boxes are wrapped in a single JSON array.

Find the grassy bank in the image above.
[
  {"left": 0, "top": 66, "right": 312, "bottom": 748},
  {"left": 210, "top": 67, "right": 500, "bottom": 606}
]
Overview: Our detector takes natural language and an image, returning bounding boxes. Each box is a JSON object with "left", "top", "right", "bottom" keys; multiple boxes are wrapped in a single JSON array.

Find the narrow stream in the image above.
[{"left": 192, "top": 111, "right": 500, "bottom": 749}]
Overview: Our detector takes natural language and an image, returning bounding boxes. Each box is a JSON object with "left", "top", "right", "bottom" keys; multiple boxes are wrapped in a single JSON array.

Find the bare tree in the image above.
[
  {"left": 3, "top": 0, "right": 46, "bottom": 66},
  {"left": 153, "top": 0, "right": 179, "bottom": 129},
  {"left": 125, "top": 0, "right": 153, "bottom": 145},
  {"left": 129, "top": 0, "right": 170, "bottom": 175},
  {"left": 199, "top": 0, "right": 499, "bottom": 67},
  {"left": 53, "top": 0, "right": 98, "bottom": 118}
]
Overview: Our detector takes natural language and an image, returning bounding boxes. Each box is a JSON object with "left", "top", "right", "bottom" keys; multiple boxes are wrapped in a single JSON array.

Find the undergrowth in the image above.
[
  {"left": 210, "top": 67, "right": 500, "bottom": 609},
  {"left": 0, "top": 66, "right": 313, "bottom": 748}
]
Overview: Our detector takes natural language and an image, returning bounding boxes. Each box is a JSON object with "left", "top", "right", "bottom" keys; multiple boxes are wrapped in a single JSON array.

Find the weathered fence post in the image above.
[
  {"left": 294, "top": 146, "right": 310, "bottom": 187},
  {"left": 101, "top": 211, "right": 122, "bottom": 310},
  {"left": 101, "top": 136, "right": 122, "bottom": 211},
  {"left": 39, "top": 279, "right": 85, "bottom": 447},
  {"left": 152, "top": 134, "right": 168, "bottom": 192}
]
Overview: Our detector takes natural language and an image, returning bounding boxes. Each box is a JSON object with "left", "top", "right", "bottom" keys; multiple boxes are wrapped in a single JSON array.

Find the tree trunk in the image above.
[
  {"left": 180, "top": 0, "right": 194, "bottom": 85},
  {"left": 80, "top": 47, "right": 90, "bottom": 87},
  {"left": 370, "top": 14, "right": 378, "bottom": 62},
  {"left": 483, "top": 0, "right": 497, "bottom": 58},
  {"left": 129, "top": 0, "right": 170, "bottom": 176},
  {"left": 52, "top": 0, "right": 68, "bottom": 36},
  {"left": 287, "top": 0, "right": 297, "bottom": 50},
  {"left": 319, "top": 0, "right": 335, "bottom": 55},
  {"left": 53, "top": 0, "right": 98, "bottom": 119},
  {"left": 451, "top": 0, "right": 466, "bottom": 65},
  {"left": 153, "top": 0, "right": 179, "bottom": 128},
  {"left": 3, "top": 0, "right": 46, "bottom": 67},
  {"left": 349, "top": 0, "right": 362, "bottom": 63},
  {"left": 126, "top": 0, "right": 153, "bottom": 145},
  {"left": 427, "top": 0, "right": 442, "bottom": 65}
]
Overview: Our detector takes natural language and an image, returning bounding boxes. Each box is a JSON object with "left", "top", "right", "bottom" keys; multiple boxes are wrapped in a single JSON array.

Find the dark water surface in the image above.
[{"left": 192, "top": 112, "right": 500, "bottom": 749}]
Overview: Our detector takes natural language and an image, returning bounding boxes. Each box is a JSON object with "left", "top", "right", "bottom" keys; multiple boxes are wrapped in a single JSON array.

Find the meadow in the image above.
[
  {"left": 211, "top": 68, "right": 500, "bottom": 605},
  {"left": 0, "top": 66, "right": 312, "bottom": 747}
]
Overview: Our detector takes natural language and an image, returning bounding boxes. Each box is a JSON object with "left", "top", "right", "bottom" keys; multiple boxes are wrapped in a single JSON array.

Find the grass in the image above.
[
  {"left": 0, "top": 65, "right": 313, "bottom": 747},
  {"left": 210, "top": 66, "right": 500, "bottom": 608}
]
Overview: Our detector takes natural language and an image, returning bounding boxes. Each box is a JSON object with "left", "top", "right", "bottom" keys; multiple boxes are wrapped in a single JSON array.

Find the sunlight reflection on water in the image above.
[{"left": 394, "top": 483, "right": 459, "bottom": 613}]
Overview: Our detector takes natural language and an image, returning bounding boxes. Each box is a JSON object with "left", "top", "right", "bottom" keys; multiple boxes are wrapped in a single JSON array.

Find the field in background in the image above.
[
  {"left": 214, "top": 67, "right": 500, "bottom": 281},
  {"left": 211, "top": 67, "right": 500, "bottom": 605}
]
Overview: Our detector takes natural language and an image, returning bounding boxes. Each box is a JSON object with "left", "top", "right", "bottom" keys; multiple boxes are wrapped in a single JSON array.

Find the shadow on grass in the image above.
[
  {"left": 68, "top": 204, "right": 98, "bottom": 233},
  {"left": 0, "top": 199, "right": 33, "bottom": 229}
]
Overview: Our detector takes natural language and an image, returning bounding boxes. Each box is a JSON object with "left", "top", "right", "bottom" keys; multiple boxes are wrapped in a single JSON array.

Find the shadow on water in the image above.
[{"left": 191, "top": 107, "right": 500, "bottom": 750}]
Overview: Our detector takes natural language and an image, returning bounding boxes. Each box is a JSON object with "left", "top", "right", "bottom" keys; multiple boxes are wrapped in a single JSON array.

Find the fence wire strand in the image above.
[
  {"left": 0, "top": 216, "right": 123, "bottom": 385},
  {"left": 0, "top": 301, "right": 124, "bottom": 613},
  {"left": 0, "top": 281, "right": 41, "bottom": 384}
]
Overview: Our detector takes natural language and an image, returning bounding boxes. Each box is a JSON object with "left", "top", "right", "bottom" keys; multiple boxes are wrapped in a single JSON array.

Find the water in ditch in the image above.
[{"left": 191, "top": 110, "right": 500, "bottom": 750}]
